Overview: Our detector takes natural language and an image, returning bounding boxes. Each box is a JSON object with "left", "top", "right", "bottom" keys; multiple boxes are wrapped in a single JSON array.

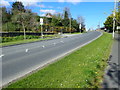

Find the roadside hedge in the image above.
[
  {"left": 2, "top": 35, "right": 58, "bottom": 43},
  {"left": 2, "top": 35, "right": 40, "bottom": 43}
]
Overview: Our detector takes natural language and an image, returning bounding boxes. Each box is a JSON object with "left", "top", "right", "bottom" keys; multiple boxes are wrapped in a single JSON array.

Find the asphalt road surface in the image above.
[{"left": 1, "top": 31, "right": 102, "bottom": 87}]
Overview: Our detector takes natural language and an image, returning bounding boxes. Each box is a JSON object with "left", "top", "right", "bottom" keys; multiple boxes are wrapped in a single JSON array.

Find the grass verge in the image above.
[
  {"left": 5, "top": 33, "right": 113, "bottom": 88},
  {"left": 1, "top": 35, "right": 61, "bottom": 47}
]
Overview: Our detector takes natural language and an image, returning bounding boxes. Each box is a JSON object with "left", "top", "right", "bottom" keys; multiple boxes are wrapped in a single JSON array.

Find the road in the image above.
[{"left": 1, "top": 31, "right": 102, "bottom": 87}]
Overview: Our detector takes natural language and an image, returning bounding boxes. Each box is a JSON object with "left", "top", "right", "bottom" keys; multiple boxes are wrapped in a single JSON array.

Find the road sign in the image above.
[
  {"left": 40, "top": 18, "right": 43, "bottom": 25},
  {"left": 79, "top": 24, "right": 81, "bottom": 29},
  {"left": 117, "top": 26, "right": 120, "bottom": 29}
]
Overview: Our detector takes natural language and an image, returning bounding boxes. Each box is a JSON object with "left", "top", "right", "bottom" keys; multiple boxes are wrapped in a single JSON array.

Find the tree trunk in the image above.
[{"left": 22, "top": 22, "right": 26, "bottom": 40}]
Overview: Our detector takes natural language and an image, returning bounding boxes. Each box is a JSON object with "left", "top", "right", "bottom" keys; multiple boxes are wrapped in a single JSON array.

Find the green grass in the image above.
[
  {"left": 1, "top": 35, "right": 61, "bottom": 47},
  {"left": 5, "top": 33, "right": 113, "bottom": 88},
  {"left": 0, "top": 38, "right": 51, "bottom": 47}
]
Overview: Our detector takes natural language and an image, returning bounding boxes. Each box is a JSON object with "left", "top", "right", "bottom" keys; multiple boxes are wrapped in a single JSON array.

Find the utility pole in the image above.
[
  {"left": 69, "top": 17, "right": 71, "bottom": 33},
  {"left": 113, "top": 0, "right": 117, "bottom": 38},
  {"left": 39, "top": 2, "right": 44, "bottom": 38}
]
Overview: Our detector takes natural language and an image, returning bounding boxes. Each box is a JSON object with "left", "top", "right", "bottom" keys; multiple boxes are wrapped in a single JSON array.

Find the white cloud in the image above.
[
  {"left": 58, "top": 0, "right": 82, "bottom": 3},
  {"left": 0, "top": 0, "right": 10, "bottom": 7},
  {"left": 7, "top": 0, "right": 42, "bottom": 6},
  {"left": 41, "top": 13, "right": 46, "bottom": 16},
  {"left": 16, "top": 0, "right": 39, "bottom": 6},
  {"left": 58, "top": 0, "right": 114, "bottom": 2},
  {"left": 40, "top": 9, "right": 56, "bottom": 14},
  {"left": 39, "top": 4, "right": 45, "bottom": 8},
  {"left": 47, "top": 6, "right": 53, "bottom": 8}
]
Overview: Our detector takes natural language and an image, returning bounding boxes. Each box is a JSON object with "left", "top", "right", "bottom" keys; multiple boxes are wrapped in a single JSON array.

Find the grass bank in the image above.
[
  {"left": 1, "top": 35, "right": 60, "bottom": 47},
  {"left": 6, "top": 33, "right": 113, "bottom": 88}
]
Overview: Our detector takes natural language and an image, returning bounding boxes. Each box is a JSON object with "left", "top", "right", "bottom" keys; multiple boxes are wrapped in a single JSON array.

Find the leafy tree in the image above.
[
  {"left": 11, "top": 2, "right": 38, "bottom": 32},
  {"left": 51, "top": 13, "right": 63, "bottom": 26},
  {"left": 71, "top": 19, "right": 79, "bottom": 31},
  {"left": 63, "top": 7, "right": 70, "bottom": 27},
  {"left": 1, "top": 7, "right": 11, "bottom": 24},
  {"left": 12, "top": 1, "right": 25, "bottom": 14},
  {"left": 116, "top": 1, "right": 120, "bottom": 26},
  {"left": 77, "top": 16, "right": 86, "bottom": 32},
  {"left": 104, "top": 15, "right": 113, "bottom": 32}
]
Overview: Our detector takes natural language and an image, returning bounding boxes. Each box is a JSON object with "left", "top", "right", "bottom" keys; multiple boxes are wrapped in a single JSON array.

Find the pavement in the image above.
[
  {"left": 1, "top": 31, "right": 102, "bottom": 87},
  {"left": 102, "top": 33, "right": 120, "bottom": 89}
]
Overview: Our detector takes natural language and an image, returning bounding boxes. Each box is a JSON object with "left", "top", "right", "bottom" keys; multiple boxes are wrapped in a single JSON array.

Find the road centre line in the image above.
[{"left": 0, "top": 54, "right": 4, "bottom": 58}]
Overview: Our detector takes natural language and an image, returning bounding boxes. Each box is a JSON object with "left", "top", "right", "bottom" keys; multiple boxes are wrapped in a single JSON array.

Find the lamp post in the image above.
[
  {"left": 113, "top": 0, "right": 117, "bottom": 38},
  {"left": 69, "top": 17, "right": 71, "bottom": 33}
]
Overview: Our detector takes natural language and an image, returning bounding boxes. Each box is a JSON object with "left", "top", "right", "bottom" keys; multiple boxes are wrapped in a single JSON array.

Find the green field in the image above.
[{"left": 5, "top": 33, "right": 113, "bottom": 88}]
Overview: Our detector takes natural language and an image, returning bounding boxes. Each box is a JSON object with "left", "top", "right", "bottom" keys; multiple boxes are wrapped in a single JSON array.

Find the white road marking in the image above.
[
  {"left": 0, "top": 54, "right": 4, "bottom": 58},
  {"left": 61, "top": 41, "right": 64, "bottom": 43},
  {"left": 53, "top": 43, "right": 56, "bottom": 45},
  {"left": 25, "top": 49, "right": 29, "bottom": 52},
  {"left": 42, "top": 45, "right": 45, "bottom": 48}
]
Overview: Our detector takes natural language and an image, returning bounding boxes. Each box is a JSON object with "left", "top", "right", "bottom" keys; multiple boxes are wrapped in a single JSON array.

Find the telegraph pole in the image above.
[{"left": 113, "top": 0, "right": 117, "bottom": 38}]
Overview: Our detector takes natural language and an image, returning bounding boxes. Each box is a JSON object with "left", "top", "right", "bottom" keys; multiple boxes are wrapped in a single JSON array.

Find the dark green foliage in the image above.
[
  {"left": 104, "top": 2, "right": 120, "bottom": 32},
  {"left": 1, "top": 1, "right": 85, "bottom": 34},
  {"left": 2, "top": 7, "right": 11, "bottom": 24},
  {"left": 2, "top": 35, "right": 40, "bottom": 43},
  {"left": 104, "top": 15, "right": 113, "bottom": 32},
  {"left": 63, "top": 8, "right": 70, "bottom": 27},
  {"left": 12, "top": 1, "right": 25, "bottom": 13}
]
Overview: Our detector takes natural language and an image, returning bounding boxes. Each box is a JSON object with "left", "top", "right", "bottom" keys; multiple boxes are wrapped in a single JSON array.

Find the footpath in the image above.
[{"left": 102, "top": 33, "right": 120, "bottom": 88}]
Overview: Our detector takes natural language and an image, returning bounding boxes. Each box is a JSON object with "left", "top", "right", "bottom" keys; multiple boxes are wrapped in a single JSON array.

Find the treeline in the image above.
[
  {"left": 1, "top": 1, "right": 86, "bottom": 34},
  {"left": 104, "top": 1, "right": 120, "bottom": 32}
]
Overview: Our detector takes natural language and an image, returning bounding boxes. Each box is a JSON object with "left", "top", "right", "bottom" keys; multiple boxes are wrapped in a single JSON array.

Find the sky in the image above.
[{"left": 0, "top": 0, "right": 115, "bottom": 30}]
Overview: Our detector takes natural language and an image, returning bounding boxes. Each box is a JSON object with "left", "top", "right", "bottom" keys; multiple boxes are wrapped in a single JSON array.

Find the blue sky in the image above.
[
  {"left": 1, "top": 1, "right": 114, "bottom": 30},
  {"left": 32, "top": 2, "right": 114, "bottom": 30}
]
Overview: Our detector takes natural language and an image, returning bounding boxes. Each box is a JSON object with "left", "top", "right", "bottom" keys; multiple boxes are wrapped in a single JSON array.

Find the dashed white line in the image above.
[
  {"left": 0, "top": 54, "right": 4, "bottom": 58},
  {"left": 25, "top": 49, "right": 29, "bottom": 52},
  {"left": 53, "top": 43, "right": 56, "bottom": 45},
  {"left": 61, "top": 41, "right": 64, "bottom": 43},
  {"left": 42, "top": 45, "right": 45, "bottom": 48}
]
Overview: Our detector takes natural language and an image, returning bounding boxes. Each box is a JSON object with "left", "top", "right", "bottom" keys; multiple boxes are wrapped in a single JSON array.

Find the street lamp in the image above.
[{"left": 113, "top": 0, "right": 117, "bottom": 38}]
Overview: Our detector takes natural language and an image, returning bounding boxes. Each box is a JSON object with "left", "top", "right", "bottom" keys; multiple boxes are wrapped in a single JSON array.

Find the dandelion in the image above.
[{"left": 95, "top": 72, "right": 98, "bottom": 74}]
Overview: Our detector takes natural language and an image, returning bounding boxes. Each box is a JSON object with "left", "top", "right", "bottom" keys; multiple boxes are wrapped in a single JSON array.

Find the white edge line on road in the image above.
[{"left": 2, "top": 32, "right": 103, "bottom": 87}]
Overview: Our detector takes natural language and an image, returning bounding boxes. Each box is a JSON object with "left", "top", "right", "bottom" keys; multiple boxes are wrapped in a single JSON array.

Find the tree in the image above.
[
  {"left": 11, "top": 1, "right": 38, "bottom": 32},
  {"left": 51, "top": 13, "right": 63, "bottom": 26},
  {"left": 12, "top": 1, "right": 25, "bottom": 14},
  {"left": 104, "top": 15, "right": 113, "bottom": 32},
  {"left": 104, "top": 1, "right": 120, "bottom": 32},
  {"left": 77, "top": 16, "right": 86, "bottom": 32},
  {"left": 71, "top": 18, "right": 79, "bottom": 32},
  {"left": 63, "top": 7, "right": 70, "bottom": 27},
  {"left": 1, "top": 7, "right": 11, "bottom": 24},
  {"left": 116, "top": 1, "right": 120, "bottom": 26}
]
